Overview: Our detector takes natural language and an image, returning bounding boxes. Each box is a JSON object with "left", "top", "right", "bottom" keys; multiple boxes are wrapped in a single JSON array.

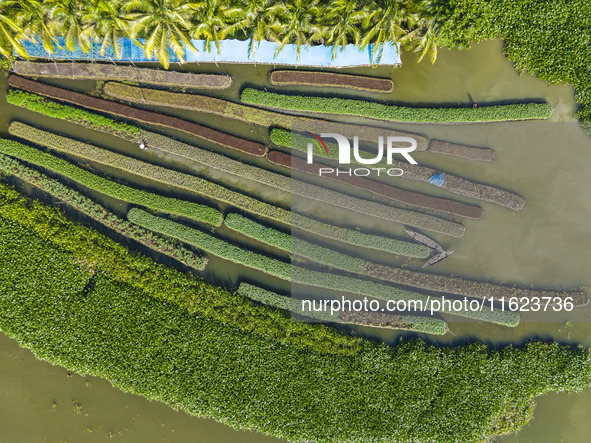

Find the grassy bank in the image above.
[
  {"left": 0, "top": 212, "right": 588, "bottom": 442},
  {"left": 242, "top": 88, "right": 553, "bottom": 123}
]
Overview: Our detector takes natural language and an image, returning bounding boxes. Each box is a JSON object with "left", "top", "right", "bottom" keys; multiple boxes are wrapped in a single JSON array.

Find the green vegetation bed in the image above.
[
  {"left": 0, "top": 210, "right": 587, "bottom": 442},
  {"left": 225, "top": 212, "right": 366, "bottom": 273},
  {"left": 269, "top": 70, "right": 394, "bottom": 93},
  {"left": 0, "top": 154, "right": 207, "bottom": 270},
  {"left": 271, "top": 128, "right": 525, "bottom": 210},
  {"left": 5, "top": 90, "right": 430, "bottom": 258},
  {"left": 0, "top": 138, "right": 223, "bottom": 226},
  {"left": 12, "top": 61, "right": 232, "bottom": 88},
  {"left": 267, "top": 149, "right": 484, "bottom": 219},
  {"left": 131, "top": 208, "right": 518, "bottom": 326},
  {"left": 236, "top": 283, "right": 448, "bottom": 335},
  {"left": 3, "top": 82, "right": 465, "bottom": 237},
  {"left": 242, "top": 88, "right": 553, "bottom": 123}
]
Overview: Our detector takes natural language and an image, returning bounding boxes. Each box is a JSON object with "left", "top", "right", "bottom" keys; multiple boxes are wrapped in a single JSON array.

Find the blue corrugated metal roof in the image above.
[{"left": 20, "top": 37, "right": 401, "bottom": 67}]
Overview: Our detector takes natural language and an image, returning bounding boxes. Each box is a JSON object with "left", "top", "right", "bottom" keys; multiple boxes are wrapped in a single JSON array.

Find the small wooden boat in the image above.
[
  {"left": 422, "top": 250, "right": 454, "bottom": 268},
  {"left": 405, "top": 228, "right": 444, "bottom": 252}
]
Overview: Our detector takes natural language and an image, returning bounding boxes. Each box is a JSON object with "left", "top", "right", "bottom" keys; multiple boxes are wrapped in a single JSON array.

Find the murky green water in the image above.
[{"left": 1, "top": 39, "right": 591, "bottom": 441}]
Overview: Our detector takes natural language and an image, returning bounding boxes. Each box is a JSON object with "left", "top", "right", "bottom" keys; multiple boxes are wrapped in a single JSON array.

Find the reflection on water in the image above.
[{"left": 0, "top": 39, "right": 589, "bottom": 442}]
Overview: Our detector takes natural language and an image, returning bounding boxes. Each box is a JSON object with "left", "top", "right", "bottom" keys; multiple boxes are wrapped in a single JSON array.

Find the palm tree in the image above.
[
  {"left": 81, "top": 0, "right": 129, "bottom": 58},
  {"left": 49, "top": 0, "right": 91, "bottom": 52},
  {"left": 188, "top": 0, "right": 230, "bottom": 53},
  {"left": 360, "top": 0, "right": 410, "bottom": 63},
  {"left": 0, "top": 0, "right": 27, "bottom": 57},
  {"left": 401, "top": 0, "right": 439, "bottom": 63},
  {"left": 323, "top": 0, "right": 366, "bottom": 59},
  {"left": 272, "top": 0, "right": 322, "bottom": 58},
  {"left": 10, "top": 0, "right": 59, "bottom": 54},
  {"left": 125, "top": 0, "right": 196, "bottom": 69},
  {"left": 223, "top": 0, "right": 280, "bottom": 58}
]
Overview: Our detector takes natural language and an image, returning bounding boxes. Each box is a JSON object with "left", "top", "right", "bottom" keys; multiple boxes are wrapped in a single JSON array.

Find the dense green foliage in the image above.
[
  {"left": 436, "top": 0, "right": 591, "bottom": 124},
  {"left": 225, "top": 212, "right": 366, "bottom": 274},
  {"left": 6, "top": 89, "right": 140, "bottom": 139},
  {"left": 0, "top": 138, "right": 223, "bottom": 226},
  {"left": 0, "top": 181, "right": 361, "bottom": 355},
  {"left": 243, "top": 88, "right": 553, "bottom": 123},
  {"left": 0, "top": 153, "right": 207, "bottom": 270},
  {"left": 0, "top": 217, "right": 588, "bottom": 441}
]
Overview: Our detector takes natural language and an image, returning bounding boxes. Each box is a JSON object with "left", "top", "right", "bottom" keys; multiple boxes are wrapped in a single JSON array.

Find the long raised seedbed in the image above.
[
  {"left": 271, "top": 128, "right": 525, "bottom": 210},
  {"left": 225, "top": 212, "right": 587, "bottom": 307},
  {"left": 7, "top": 75, "right": 266, "bottom": 156},
  {"left": 0, "top": 153, "right": 208, "bottom": 271},
  {"left": 236, "top": 283, "right": 448, "bottom": 335},
  {"left": 267, "top": 150, "right": 483, "bottom": 219},
  {"left": 5, "top": 90, "right": 431, "bottom": 257},
  {"left": 268, "top": 70, "right": 394, "bottom": 93},
  {"left": 130, "top": 208, "right": 519, "bottom": 326},
  {"left": 0, "top": 139, "right": 223, "bottom": 226},
  {"left": 242, "top": 88, "right": 554, "bottom": 123},
  {"left": 13, "top": 61, "right": 232, "bottom": 89}
]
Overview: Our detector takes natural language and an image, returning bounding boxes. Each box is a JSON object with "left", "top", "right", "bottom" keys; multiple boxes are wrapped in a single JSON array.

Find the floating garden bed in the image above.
[
  {"left": 4, "top": 90, "right": 431, "bottom": 257},
  {"left": 0, "top": 154, "right": 207, "bottom": 271},
  {"left": 236, "top": 283, "right": 448, "bottom": 335},
  {"left": 102, "top": 81, "right": 432, "bottom": 150},
  {"left": 13, "top": 61, "right": 233, "bottom": 89},
  {"left": 268, "top": 70, "right": 394, "bottom": 93},
  {"left": 267, "top": 150, "right": 483, "bottom": 219},
  {"left": 7, "top": 75, "right": 266, "bottom": 156},
  {"left": 365, "top": 262, "right": 589, "bottom": 306},
  {"left": 226, "top": 212, "right": 585, "bottom": 307},
  {"left": 0, "top": 138, "right": 223, "bottom": 226},
  {"left": 271, "top": 128, "right": 525, "bottom": 210},
  {"left": 242, "top": 88, "right": 554, "bottom": 123}
]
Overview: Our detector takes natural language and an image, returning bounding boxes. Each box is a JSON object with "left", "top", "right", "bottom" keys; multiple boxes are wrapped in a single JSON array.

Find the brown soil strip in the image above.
[
  {"left": 13, "top": 61, "right": 232, "bottom": 89},
  {"left": 429, "top": 139, "right": 496, "bottom": 162},
  {"left": 269, "top": 70, "right": 394, "bottom": 93},
  {"left": 103, "top": 81, "right": 430, "bottom": 150},
  {"left": 365, "top": 262, "right": 588, "bottom": 306},
  {"left": 267, "top": 150, "right": 483, "bottom": 219},
  {"left": 7, "top": 75, "right": 265, "bottom": 156}
]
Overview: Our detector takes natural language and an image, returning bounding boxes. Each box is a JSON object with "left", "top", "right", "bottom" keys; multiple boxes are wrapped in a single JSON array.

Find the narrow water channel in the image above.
[{"left": 1, "top": 39, "right": 590, "bottom": 442}]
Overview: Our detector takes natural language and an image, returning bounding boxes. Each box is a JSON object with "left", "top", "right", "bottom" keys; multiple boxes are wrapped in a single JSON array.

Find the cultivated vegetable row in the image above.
[{"left": 242, "top": 88, "right": 554, "bottom": 123}]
